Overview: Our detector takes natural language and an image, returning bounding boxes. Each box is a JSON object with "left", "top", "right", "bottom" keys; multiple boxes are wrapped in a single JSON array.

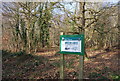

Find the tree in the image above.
[{"left": 2, "top": 2, "right": 54, "bottom": 53}]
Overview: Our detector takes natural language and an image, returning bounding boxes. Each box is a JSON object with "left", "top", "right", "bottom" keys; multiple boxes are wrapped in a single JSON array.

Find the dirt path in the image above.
[{"left": 2, "top": 49, "right": 120, "bottom": 79}]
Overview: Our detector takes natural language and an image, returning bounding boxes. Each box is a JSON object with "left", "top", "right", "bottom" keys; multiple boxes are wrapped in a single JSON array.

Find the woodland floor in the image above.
[{"left": 2, "top": 48, "right": 120, "bottom": 80}]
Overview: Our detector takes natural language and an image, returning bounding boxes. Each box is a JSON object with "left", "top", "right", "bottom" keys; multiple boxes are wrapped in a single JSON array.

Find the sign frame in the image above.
[{"left": 59, "top": 34, "right": 84, "bottom": 55}]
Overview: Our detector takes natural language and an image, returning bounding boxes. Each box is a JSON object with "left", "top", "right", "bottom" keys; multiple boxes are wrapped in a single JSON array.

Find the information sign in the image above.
[{"left": 59, "top": 35, "right": 84, "bottom": 55}]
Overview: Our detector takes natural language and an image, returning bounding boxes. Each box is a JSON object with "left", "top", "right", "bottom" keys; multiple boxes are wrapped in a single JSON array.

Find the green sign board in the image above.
[{"left": 59, "top": 35, "right": 84, "bottom": 55}]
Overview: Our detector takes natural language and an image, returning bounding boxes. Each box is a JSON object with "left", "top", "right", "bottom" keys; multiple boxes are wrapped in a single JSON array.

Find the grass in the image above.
[
  {"left": 88, "top": 72, "right": 109, "bottom": 80},
  {"left": 110, "top": 74, "right": 120, "bottom": 80}
]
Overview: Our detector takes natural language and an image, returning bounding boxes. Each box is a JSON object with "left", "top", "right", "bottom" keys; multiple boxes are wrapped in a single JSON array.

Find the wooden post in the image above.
[
  {"left": 60, "top": 32, "right": 64, "bottom": 79},
  {"left": 79, "top": 55, "right": 84, "bottom": 81}
]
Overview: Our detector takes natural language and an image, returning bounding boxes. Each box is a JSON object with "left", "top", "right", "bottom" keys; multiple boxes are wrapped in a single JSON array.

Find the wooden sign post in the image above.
[
  {"left": 60, "top": 32, "right": 64, "bottom": 79},
  {"left": 59, "top": 32, "right": 84, "bottom": 80},
  {"left": 79, "top": 55, "right": 84, "bottom": 81}
]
